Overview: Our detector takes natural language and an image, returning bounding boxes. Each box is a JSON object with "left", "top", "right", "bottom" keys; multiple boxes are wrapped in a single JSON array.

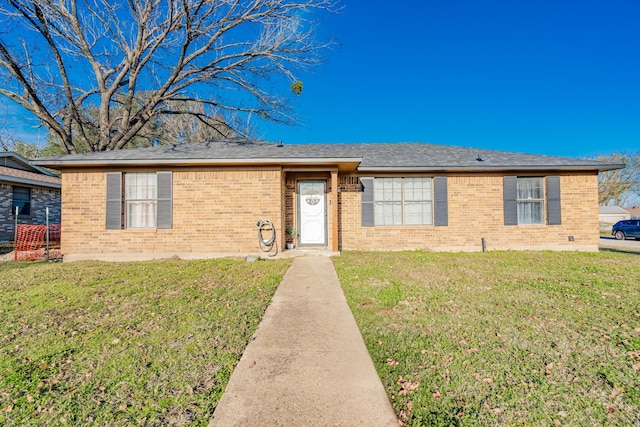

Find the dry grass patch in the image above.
[
  {"left": 0, "top": 258, "right": 291, "bottom": 426},
  {"left": 334, "top": 251, "right": 640, "bottom": 426}
]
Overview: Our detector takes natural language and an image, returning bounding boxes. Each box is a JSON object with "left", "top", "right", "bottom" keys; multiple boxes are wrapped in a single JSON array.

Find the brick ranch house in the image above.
[
  {"left": 34, "top": 139, "right": 622, "bottom": 262},
  {"left": 1, "top": 152, "right": 61, "bottom": 241}
]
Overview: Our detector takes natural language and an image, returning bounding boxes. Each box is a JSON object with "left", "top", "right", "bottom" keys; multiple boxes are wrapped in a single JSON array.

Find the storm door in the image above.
[{"left": 297, "top": 181, "right": 327, "bottom": 246}]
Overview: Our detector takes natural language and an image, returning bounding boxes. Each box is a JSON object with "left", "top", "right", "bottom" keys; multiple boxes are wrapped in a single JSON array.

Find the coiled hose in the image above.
[{"left": 257, "top": 219, "right": 278, "bottom": 257}]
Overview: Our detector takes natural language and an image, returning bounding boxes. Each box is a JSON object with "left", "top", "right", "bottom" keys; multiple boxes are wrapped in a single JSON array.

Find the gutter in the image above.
[
  {"left": 357, "top": 163, "right": 626, "bottom": 173},
  {"left": 32, "top": 158, "right": 624, "bottom": 174}
]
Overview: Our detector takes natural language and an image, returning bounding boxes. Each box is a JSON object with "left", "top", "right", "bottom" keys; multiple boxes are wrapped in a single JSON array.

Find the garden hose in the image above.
[{"left": 257, "top": 219, "right": 278, "bottom": 257}]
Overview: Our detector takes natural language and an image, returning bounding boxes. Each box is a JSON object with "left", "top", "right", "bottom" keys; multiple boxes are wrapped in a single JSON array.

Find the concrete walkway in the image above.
[{"left": 209, "top": 256, "right": 398, "bottom": 427}]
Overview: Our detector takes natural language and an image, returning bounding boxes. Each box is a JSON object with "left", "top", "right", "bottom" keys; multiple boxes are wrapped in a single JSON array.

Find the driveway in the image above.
[{"left": 600, "top": 237, "right": 640, "bottom": 253}]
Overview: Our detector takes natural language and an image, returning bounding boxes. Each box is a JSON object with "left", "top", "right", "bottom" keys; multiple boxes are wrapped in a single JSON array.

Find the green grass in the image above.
[
  {"left": 334, "top": 251, "right": 640, "bottom": 426},
  {"left": 0, "top": 258, "right": 291, "bottom": 426}
]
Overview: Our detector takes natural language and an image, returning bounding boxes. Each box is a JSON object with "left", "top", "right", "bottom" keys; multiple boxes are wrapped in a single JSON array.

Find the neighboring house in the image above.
[
  {"left": 34, "top": 139, "right": 622, "bottom": 261},
  {"left": 0, "top": 152, "right": 62, "bottom": 241},
  {"left": 599, "top": 206, "right": 631, "bottom": 225},
  {"left": 624, "top": 206, "right": 640, "bottom": 219}
]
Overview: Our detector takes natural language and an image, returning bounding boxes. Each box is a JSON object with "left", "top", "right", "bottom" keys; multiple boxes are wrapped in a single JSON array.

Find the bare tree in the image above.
[
  {"left": 128, "top": 97, "right": 239, "bottom": 145},
  {"left": 0, "top": 0, "right": 335, "bottom": 154},
  {"left": 595, "top": 152, "right": 640, "bottom": 206}
]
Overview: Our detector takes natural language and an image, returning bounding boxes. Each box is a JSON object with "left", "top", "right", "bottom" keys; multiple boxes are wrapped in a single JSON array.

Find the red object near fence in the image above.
[{"left": 14, "top": 224, "right": 62, "bottom": 261}]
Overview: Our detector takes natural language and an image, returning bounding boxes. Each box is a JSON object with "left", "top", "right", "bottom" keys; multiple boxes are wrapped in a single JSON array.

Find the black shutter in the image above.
[
  {"left": 503, "top": 176, "right": 518, "bottom": 226},
  {"left": 106, "top": 172, "right": 122, "bottom": 229},
  {"left": 546, "top": 176, "right": 561, "bottom": 225},
  {"left": 156, "top": 171, "right": 173, "bottom": 229},
  {"left": 434, "top": 176, "right": 448, "bottom": 226},
  {"left": 361, "top": 177, "right": 374, "bottom": 227}
]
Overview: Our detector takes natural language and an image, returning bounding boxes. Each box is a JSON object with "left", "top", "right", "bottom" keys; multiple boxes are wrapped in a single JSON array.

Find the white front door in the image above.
[{"left": 298, "top": 181, "right": 327, "bottom": 246}]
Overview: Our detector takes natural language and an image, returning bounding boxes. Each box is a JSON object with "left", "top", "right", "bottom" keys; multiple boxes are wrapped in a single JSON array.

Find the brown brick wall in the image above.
[
  {"left": 339, "top": 173, "right": 600, "bottom": 251},
  {"left": 60, "top": 168, "right": 601, "bottom": 259},
  {"left": 61, "top": 167, "right": 284, "bottom": 258},
  {"left": 284, "top": 175, "right": 296, "bottom": 245}
]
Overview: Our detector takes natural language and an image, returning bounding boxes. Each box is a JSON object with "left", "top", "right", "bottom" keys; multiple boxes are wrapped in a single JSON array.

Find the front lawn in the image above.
[
  {"left": 334, "top": 251, "right": 640, "bottom": 426},
  {"left": 0, "top": 258, "right": 291, "bottom": 426}
]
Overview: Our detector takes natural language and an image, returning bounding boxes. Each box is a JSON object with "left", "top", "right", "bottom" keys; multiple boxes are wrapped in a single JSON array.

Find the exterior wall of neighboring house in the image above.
[
  {"left": 338, "top": 172, "right": 600, "bottom": 251},
  {"left": 598, "top": 207, "right": 631, "bottom": 226},
  {"left": 623, "top": 207, "right": 640, "bottom": 220},
  {"left": 599, "top": 213, "right": 631, "bottom": 225},
  {"left": 61, "top": 167, "right": 285, "bottom": 260},
  {"left": 0, "top": 182, "right": 61, "bottom": 241},
  {"left": 0, "top": 183, "right": 12, "bottom": 240},
  {"left": 59, "top": 166, "right": 600, "bottom": 260}
]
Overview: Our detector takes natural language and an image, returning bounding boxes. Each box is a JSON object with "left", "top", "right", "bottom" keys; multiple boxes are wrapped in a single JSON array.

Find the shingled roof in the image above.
[
  {"left": 33, "top": 139, "right": 623, "bottom": 172},
  {"left": 0, "top": 152, "right": 61, "bottom": 188}
]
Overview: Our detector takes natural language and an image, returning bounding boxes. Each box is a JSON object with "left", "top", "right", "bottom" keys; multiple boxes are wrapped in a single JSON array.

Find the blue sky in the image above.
[
  {"left": 261, "top": 0, "right": 639, "bottom": 158},
  {"left": 2, "top": 0, "right": 638, "bottom": 159}
]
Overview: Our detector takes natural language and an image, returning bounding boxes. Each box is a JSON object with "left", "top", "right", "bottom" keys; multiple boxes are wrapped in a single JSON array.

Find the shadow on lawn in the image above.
[{"left": 599, "top": 247, "right": 640, "bottom": 255}]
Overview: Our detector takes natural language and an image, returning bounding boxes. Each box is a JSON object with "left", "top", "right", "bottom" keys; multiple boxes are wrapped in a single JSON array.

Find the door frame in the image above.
[{"left": 296, "top": 180, "right": 328, "bottom": 247}]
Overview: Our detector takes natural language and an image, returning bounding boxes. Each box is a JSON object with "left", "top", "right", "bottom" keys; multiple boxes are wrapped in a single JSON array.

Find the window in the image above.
[
  {"left": 12, "top": 186, "right": 31, "bottom": 216},
  {"left": 374, "top": 178, "right": 402, "bottom": 225},
  {"left": 503, "top": 176, "right": 561, "bottom": 226},
  {"left": 106, "top": 171, "right": 172, "bottom": 230},
  {"left": 404, "top": 178, "right": 434, "bottom": 225},
  {"left": 516, "top": 177, "right": 544, "bottom": 224},
  {"left": 373, "top": 177, "right": 433, "bottom": 225},
  {"left": 125, "top": 173, "right": 157, "bottom": 228}
]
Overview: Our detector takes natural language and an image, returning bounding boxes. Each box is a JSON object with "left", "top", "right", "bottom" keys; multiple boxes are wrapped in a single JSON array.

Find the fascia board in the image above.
[{"left": 0, "top": 174, "right": 62, "bottom": 189}]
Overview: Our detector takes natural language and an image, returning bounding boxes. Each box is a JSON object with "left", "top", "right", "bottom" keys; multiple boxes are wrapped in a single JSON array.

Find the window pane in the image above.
[
  {"left": 12, "top": 186, "right": 31, "bottom": 216},
  {"left": 125, "top": 173, "right": 158, "bottom": 229},
  {"left": 375, "top": 178, "right": 402, "bottom": 202},
  {"left": 391, "top": 178, "right": 403, "bottom": 201},
  {"left": 517, "top": 177, "right": 543, "bottom": 200},
  {"left": 373, "top": 180, "right": 384, "bottom": 201},
  {"left": 517, "top": 201, "right": 543, "bottom": 224},
  {"left": 375, "top": 202, "right": 402, "bottom": 225},
  {"left": 13, "top": 201, "right": 31, "bottom": 216},
  {"left": 126, "top": 201, "right": 157, "bottom": 228},
  {"left": 300, "top": 182, "right": 324, "bottom": 195},
  {"left": 405, "top": 178, "right": 432, "bottom": 201},
  {"left": 405, "top": 201, "right": 433, "bottom": 225},
  {"left": 125, "top": 173, "right": 157, "bottom": 200}
]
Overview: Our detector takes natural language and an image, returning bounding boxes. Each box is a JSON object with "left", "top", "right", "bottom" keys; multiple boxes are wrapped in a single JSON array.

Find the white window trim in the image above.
[
  {"left": 124, "top": 173, "right": 158, "bottom": 229},
  {"left": 373, "top": 177, "right": 434, "bottom": 226},
  {"left": 516, "top": 177, "right": 545, "bottom": 225}
]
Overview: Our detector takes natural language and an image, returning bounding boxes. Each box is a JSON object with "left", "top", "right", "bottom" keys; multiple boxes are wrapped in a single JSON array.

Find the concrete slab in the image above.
[
  {"left": 61, "top": 249, "right": 339, "bottom": 262},
  {"left": 209, "top": 256, "right": 398, "bottom": 427}
]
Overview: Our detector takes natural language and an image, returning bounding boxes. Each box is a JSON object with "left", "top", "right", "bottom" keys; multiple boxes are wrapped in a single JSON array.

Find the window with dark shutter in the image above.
[
  {"left": 105, "top": 171, "right": 173, "bottom": 230},
  {"left": 504, "top": 176, "right": 559, "bottom": 226},
  {"left": 546, "top": 176, "right": 561, "bottom": 225},
  {"left": 503, "top": 176, "right": 518, "bottom": 226},
  {"left": 106, "top": 172, "right": 123, "bottom": 229},
  {"left": 156, "top": 171, "right": 173, "bottom": 229},
  {"left": 363, "top": 177, "right": 440, "bottom": 226},
  {"left": 361, "top": 177, "right": 374, "bottom": 227},
  {"left": 434, "top": 176, "right": 448, "bottom": 226}
]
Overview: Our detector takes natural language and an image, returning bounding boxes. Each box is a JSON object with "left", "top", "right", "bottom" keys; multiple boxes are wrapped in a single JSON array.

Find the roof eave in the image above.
[
  {"left": 33, "top": 157, "right": 624, "bottom": 174},
  {"left": 33, "top": 157, "right": 364, "bottom": 172},
  {"left": 0, "top": 174, "right": 62, "bottom": 189},
  {"left": 1, "top": 152, "right": 58, "bottom": 176},
  {"left": 357, "top": 163, "right": 625, "bottom": 173}
]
